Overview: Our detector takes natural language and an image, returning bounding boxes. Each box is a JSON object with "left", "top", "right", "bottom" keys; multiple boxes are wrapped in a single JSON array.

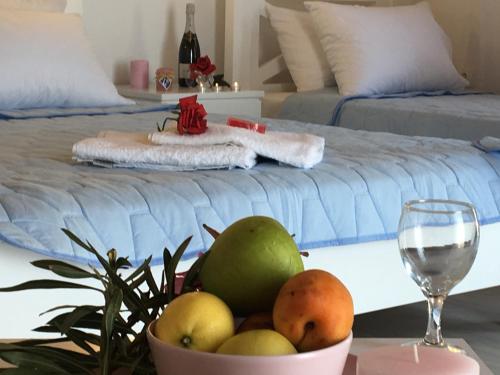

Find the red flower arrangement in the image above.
[
  {"left": 190, "top": 56, "right": 216, "bottom": 79},
  {"left": 156, "top": 95, "right": 208, "bottom": 135},
  {"left": 177, "top": 95, "right": 208, "bottom": 135}
]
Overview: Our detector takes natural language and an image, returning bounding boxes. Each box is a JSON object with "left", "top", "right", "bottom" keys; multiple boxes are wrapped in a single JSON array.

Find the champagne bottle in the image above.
[{"left": 178, "top": 3, "right": 200, "bottom": 88}]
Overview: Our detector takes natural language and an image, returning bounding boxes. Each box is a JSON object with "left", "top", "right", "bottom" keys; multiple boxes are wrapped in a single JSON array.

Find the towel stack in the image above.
[{"left": 73, "top": 122, "right": 325, "bottom": 171}]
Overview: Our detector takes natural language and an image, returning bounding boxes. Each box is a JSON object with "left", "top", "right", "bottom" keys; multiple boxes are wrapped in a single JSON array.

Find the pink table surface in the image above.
[{"left": 343, "top": 338, "right": 493, "bottom": 375}]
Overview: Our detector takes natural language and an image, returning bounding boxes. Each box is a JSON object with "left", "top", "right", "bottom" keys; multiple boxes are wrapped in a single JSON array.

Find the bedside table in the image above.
[{"left": 117, "top": 85, "right": 264, "bottom": 117}]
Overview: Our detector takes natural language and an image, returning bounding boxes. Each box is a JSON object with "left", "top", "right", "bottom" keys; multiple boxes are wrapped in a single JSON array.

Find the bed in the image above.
[
  {"left": 2, "top": 104, "right": 500, "bottom": 338},
  {"left": 277, "top": 88, "right": 500, "bottom": 140},
  {"left": 233, "top": 0, "right": 500, "bottom": 140}
]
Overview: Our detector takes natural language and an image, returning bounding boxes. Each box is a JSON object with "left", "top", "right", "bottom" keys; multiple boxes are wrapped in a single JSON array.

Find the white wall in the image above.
[
  {"left": 80, "top": 0, "right": 225, "bottom": 84},
  {"left": 478, "top": 0, "right": 500, "bottom": 93},
  {"left": 418, "top": 0, "right": 500, "bottom": 93},
  {"left": 78, "top": 0, "right": 499, "bottom": 92},
  {"left": 425, "top": 0, "right": 479, "bottom": 83}
]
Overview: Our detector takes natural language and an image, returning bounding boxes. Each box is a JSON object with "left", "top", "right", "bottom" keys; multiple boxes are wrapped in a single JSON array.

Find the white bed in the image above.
[{"left": 3, "top": 220, "right": 500, "bottom": 339}]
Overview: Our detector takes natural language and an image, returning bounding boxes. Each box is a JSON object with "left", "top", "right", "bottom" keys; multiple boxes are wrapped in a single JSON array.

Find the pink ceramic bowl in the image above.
[{"left": 147, "top": 321, "right": 352, "bottom": 375}]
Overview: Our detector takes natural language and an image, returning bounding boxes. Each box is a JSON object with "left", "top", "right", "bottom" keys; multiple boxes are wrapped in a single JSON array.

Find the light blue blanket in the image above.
[
  {"left": 1, "top": 108, "right": 500, "bottom": 266},
  {"left": 279, "top": 89, "right": 500, "bottom": 140},
  {"left": 0, "top": 101, "right": 176, "bottom": 120}
]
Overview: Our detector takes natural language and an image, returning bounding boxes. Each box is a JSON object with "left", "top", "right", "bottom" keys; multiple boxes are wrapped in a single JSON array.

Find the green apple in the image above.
[
  {"left": 155, "top": 292, "right": 234, "bottom": 352},
  {"left": 200, "top": 216, "right": 304, "bottom": 315},
  {"left": 216, "top": 329, "right": 297, "bottom": 356}
]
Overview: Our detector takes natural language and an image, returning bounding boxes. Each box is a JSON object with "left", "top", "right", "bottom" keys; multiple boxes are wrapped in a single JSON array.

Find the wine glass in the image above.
[{"left": 398, "top": 199, "right": 480, "bottom": 350}]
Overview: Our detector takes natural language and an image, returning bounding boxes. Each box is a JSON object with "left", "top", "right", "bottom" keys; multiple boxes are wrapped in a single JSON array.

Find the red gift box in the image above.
[{"left": 227, "top": 117, "right": 267, "bottom": 134}]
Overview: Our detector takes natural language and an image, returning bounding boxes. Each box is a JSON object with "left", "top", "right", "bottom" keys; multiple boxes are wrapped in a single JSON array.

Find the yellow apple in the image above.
[
  {"left": 216, "top": 329, "right": 297, "bottom": 356},
  {"left": 155, "top": 291, "right": 234, "bottom": 352}
]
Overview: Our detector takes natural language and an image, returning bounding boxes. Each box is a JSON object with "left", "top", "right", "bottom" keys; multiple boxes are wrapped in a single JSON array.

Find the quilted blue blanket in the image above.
[
  {"left": 1, "top": 108, "right": 500, "bottom": 266},
  {"left": 279, "top": 88, "right": 500, "bottom": 140}
]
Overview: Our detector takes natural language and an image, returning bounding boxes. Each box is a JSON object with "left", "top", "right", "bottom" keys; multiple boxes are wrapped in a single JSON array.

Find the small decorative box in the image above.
[
  {"left": 227, "top": 117, "right": 267, "bottom": 134},
  {"left": 156, "top": 68, "right": 175, "bottom": 92}
]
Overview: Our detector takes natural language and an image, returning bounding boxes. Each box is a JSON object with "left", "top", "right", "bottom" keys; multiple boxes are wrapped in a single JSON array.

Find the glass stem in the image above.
[{"left": 424, "top": 295, "right": 446, "bottom": 346}]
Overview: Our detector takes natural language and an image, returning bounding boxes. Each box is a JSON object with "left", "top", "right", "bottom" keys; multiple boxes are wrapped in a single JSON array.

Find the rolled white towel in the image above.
[
  {"left": 149, "top": 122, "right": 325, "bottom": 169},
  {"left": 473, "top": 136, "right": 500, "bottom": 153},
  {"left": 73, "top": 131, "right": 257, "bottom": 171}
]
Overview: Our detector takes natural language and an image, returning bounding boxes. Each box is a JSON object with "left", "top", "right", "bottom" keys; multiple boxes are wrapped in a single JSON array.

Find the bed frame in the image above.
[{"left": 3, "top": 220, "right": 500, "bottom": 338}]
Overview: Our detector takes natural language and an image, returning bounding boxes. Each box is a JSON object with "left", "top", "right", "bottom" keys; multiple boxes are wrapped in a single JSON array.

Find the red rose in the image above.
[
  {"left": 190, "top": 55, "right": 216, "bottom": 77},
  {"left": 177, "top": 95, "right": 208, "bottom": 135}
]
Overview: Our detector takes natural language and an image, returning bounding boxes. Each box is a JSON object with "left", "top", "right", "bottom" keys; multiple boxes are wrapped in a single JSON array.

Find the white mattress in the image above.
[{"left": 3, "top": 221, "right": 500, "bottom": 338}]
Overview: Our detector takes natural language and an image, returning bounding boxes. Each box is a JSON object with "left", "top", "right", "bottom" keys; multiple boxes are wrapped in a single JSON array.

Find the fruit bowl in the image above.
[{"left": 147, "top": 320, "right": 353, "bottom": 375}]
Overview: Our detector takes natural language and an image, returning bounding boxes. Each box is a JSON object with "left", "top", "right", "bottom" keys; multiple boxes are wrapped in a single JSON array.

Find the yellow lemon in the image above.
[
  {"left": 216, "top": 329, "right": 297, "bottom": 356},
  {"left": 155, "top": 292, "right": 234, "bottom": 352}
]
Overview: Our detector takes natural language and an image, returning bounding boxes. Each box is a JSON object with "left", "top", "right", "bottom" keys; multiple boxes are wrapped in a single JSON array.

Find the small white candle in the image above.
[
  {"left": 199, "top": 82, "right": 205, "bottom": 93},
  {"left": 233, "top": 81, "right": 240, "bottom": 92},
  {"left": 215, "top": 83, "right": 221, "bottom": 93}
]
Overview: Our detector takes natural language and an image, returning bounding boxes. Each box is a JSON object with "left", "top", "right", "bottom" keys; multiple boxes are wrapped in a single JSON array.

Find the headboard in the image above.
[{"left": 224, "top": 0, "right": 396, "bottom": 92}]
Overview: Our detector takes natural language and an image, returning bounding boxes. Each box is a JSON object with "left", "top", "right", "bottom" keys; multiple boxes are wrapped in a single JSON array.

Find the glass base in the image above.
[{"left": 401, "top": 340, "right": 466, "bottom": 354}]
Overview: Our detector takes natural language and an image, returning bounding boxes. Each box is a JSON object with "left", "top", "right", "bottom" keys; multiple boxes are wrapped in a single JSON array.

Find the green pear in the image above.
[
  {"left": 200, "top": 216, "right": 304, "bottom": 316},
  {"left": 216, "top": 329, "right": 297, "bottom": 356}
]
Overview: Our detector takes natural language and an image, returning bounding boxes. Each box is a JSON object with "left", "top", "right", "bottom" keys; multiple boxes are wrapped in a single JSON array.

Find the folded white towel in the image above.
[
  {"left": 72, "top": 131, "right": 257, "bottom": 171},
  {"left": 473, "top": 136, "right": 500, "bottom": 153},
  {"left": 149, "top": 122, "right": 325, "bottom": 169}
]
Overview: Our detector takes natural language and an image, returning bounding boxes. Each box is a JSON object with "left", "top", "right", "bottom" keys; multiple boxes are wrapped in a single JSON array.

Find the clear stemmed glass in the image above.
[{"left": 398, "top": 199, "right": 480, "bottom": 350}]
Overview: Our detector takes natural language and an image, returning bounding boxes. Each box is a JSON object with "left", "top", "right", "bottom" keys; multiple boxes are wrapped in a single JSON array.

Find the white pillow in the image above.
[
  {"left": 266, "top": 3, "right": 335, "bottom": 92},
  {"left": 0, "top": 9, "right": 133, "bottom": 110},
  {"left": 0, "top": 0, "right": 67, "bottom": 12},
  {"left": 304, "top": 2, "right": 468, "bottom": 96}
]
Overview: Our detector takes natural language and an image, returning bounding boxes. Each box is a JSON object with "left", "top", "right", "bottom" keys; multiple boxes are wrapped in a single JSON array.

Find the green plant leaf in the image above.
[
  {"left": 61, "top": 229, "right": 99, "bottom": 256},
  {"left": 100, "top": 287, "right": 124, "bottom": 375},
  {"left": 124, "top": 256, "right": 152, "bottom": 282},
  {"left": 14, "top": 338, "right": 70, "bottom": 347},
  {"left": 181, "top": 251, "right": 209, "bottom": 294},
  {"left": 163, "top": 247, "right": 172, "bottom": 278},
  {"left": 129, "top": 273, "right": 148, "bottom": 290},
  {"left": 203, "top": 224, "right": 220, "bottom": 239},
  {"left": 0, "top": 280, "right": 101, "bottom": 293},
  {"left": 31, "top": 260, "right": 96, "bottom": 280},
  {"left": 44, "top": 311, "right": 102, "bottom": 332},
  {"left": 39, "top": 347, "right": 98, "bottom": 366},
  {"left": 63, "top": 229, "right": 150, "bottom": 321},
  {"left": 0, "top": 349, "right": 82, "bottom": 374},
  {"left": 143, "top": 267, "right": 160, "bottom": 296},
  {"left": 5, "top": 230, "right": 199, "bottom": 375},
  {"left": 48, "top": 322, "right": 99, "bottom": 357},
  {"left": 105, "top": 289, "right": 123, "bottom": 338},
  {"left": 39, "top": 305, "right": 80, "bottom": 316},
  {"left": 31, "top": 348, "right": 95, "bottom": 373},
  {"left": 166, "top": 236, "right": 192, "bottom": 303},
  {"left": 0, "top": 369, "right": 56, "bottom": 375},
  {"left": 57, "top": 306, "right": 102, "bottom": 335},
  {"left": 115, "top": 257, "right": 132, "bottom": 270}
]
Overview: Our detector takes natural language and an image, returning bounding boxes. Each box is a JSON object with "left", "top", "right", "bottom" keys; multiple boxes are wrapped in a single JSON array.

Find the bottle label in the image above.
[{"left": 179, "top": 63, "right": 191, "bottom": 79}]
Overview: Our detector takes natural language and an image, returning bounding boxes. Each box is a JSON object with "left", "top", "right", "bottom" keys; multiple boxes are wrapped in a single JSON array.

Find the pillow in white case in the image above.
[
  {"left": 266, "top": 3, "right": 335, "bottom": 92},
  {"left": 304, "top": 1, "right": 468, "bottom": 96},
  {"left": 0, "top": 0, "right": 67, "bottom": 12},
  {"left": 0, "top": 9, "right": 133, "bottom": 110}
]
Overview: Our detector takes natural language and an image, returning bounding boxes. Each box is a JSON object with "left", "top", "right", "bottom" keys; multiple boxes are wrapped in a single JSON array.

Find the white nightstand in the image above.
[{"left": 117, "top": 85, "right": 264, "bottom": 117}]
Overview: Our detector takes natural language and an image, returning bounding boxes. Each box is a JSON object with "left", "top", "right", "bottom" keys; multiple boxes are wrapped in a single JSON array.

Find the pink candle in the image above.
[
  {"left": 130, "top": 59, "right": 149, "bottom": 90},
  {"left": 357, "top": 345, "right": 480, "bottom": 375}
]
